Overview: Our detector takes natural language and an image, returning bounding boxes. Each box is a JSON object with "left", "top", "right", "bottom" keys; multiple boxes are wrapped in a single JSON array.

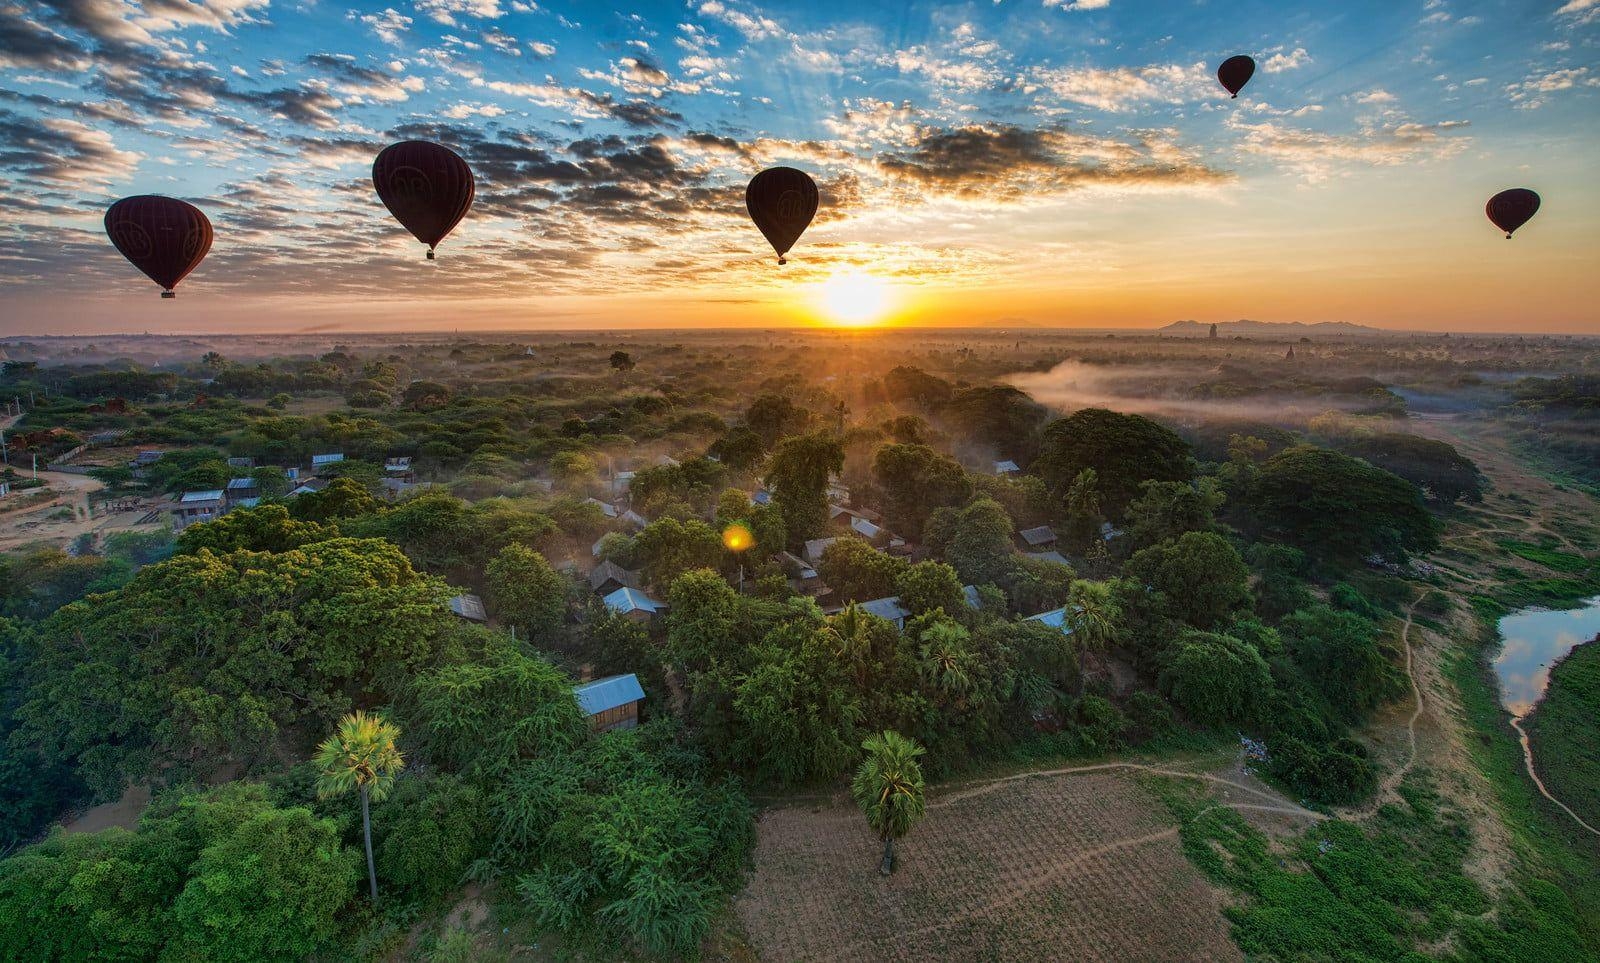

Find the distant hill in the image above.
[{"left": 1159, "top": 319, "right": 1399, "bottom": 338}]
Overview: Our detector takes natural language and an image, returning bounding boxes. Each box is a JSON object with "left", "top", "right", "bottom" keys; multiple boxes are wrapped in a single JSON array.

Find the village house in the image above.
[
  {"left": 603, "top": 586, "right": 666, "bottom": 622},
  {"left": 588, "top": 560, "right": 642, "bottom": 596},
  {"left": 1019, "top": 525, "right": 1059, "bottom": 551},
  {"left": 447, "top": 593, "right": 488, "bottom": 622},
  {"left": 174, "top": 490, "right": 224, "bottom": 527},
  {"left": 573, "top": 674, "right": 645, "bottom": 732}
]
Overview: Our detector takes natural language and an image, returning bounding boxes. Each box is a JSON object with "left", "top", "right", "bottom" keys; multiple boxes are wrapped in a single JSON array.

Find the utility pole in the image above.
[{"left": 1, "top": 430, "right": 7, "bottom": 465}]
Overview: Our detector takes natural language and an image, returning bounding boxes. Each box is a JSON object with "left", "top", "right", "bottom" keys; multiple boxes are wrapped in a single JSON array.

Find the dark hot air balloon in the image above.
[
  {"left": 1486, "top": 188, "right": 1540, "bottom": 239},
  {"left": 745, "top": 167, "right": 818, "bottom": 265},
  {"left": 1217, "top": 55, "right": 1255, "bottom": 98},
  {"left": 104, "top": 196, "right": 213, "bottom": 298},
  {"left": 372, "top": 140, "right": 475, "bottom": 259}
]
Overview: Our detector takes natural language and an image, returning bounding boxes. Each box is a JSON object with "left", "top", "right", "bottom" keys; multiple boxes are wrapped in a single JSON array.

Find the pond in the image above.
[{"left": 1492, "top": 595, "right": 1600, "bottom": 719}]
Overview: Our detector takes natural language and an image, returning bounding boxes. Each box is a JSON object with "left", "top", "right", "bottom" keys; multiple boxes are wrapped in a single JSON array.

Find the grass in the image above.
[
  {"left": 1525, "top": 642, "right": 1600, "bottom": 831},
  {"left": 1498, "top": 539, "right": 1598, "bottom": 576},
  {"left": 1150, "top": 772, "right": 1595, "bottom": 962}
]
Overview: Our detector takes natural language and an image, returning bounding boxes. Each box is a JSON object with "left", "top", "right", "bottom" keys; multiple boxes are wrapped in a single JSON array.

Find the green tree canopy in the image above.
[
  {"left": 1250, "top": 445, "right": 1439, "bottom": 563},
  {"left": 1036, "top": 408, "right": 1194, "bottom": 519},
  {"left": 484, "top": 543, "right": 568, "bottom": 640},
  {"left": 1124, "top": 531, "right": 1252, "bottom": 630}
]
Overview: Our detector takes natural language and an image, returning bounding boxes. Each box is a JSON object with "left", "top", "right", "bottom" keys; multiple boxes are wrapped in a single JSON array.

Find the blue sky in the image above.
[{"left": 2, "top": 0, "right": 1597, "bottom": 332}]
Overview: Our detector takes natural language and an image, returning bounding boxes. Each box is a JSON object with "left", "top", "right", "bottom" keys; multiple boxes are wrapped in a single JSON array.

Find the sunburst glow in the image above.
[{"left": 814, "top": 270, "right": 895, "bottom": 327}]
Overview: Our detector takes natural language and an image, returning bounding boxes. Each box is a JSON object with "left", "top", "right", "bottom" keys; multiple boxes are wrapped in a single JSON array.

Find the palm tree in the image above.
[
  {"left": 313, "top": 710, "right": 404, "bottom": 904},
  {"left": 917, "top": 619, "right": 976, "bottom": 702},
  {"left": 1066, "top": 579, "right": 1121, "bottom": 696},
  {"left": 851, "top": 730, "right": 926, "bottom": 875}
]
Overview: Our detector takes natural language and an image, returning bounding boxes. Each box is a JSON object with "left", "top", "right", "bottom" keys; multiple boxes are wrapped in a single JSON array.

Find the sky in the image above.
[{"left": 2, "top": 0, "right": 1598, "bottom": 335}]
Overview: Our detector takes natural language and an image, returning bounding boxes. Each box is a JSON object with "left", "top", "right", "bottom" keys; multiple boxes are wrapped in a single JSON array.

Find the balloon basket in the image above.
[
  {"left": 777, "top": 256, "right": 787, "bottom": 266},
  {"left": 161, "top": 290, "right": 175, "bottom": 299},
  {"left": 426, "top": 249, "right": 436, "bottom": 260}
]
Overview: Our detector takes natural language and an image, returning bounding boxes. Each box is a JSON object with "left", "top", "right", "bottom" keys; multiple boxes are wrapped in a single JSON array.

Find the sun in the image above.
[{"left": 814, "top": 270, "right": 895, "bottom": 327}]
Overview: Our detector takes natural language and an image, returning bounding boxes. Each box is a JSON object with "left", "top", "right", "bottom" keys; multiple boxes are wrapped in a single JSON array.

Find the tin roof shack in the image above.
[
  {"left": 384, "top": 457, "right": 415, "bottom": 481},
  {"left": 603, "top": 587, "right": 666, "bottom": 623},
  {"left": 588, "top": 560, "right": 642, "bottom": 596},
  {"left": 224, "top": 476, "right": 260, "bottom": 507},
  {"left": 311, "top": 453, "right": 345, "bottom": 475},
  {"left": 448, "top": 593, "right": 488, "bottom": 622},
  {"left": 573, "top": 673, "right": 645, "bottom": 732},
  {"left": 174, "top": 490, "right": 224, "bottom": 527},
  {"left": 1018, "top": 525, "right": 1058, "bottom": 550}
]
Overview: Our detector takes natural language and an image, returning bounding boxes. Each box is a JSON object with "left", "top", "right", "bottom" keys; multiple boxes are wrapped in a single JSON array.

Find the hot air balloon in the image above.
[
  {"left": 104, "top": 196, "right": 213, "bottom": 298},
  {"left": 1217, "top": 55, "right": 1255, "bottom": 99},
  {"left": 372, "top": 140, "right": 475, "bottom": 260},
  {"left": 1486, "top": 188, "right": 1540, "bottom": 239},
  {"left": 745, "top": 167, "right": 818, "bottom": 265}
]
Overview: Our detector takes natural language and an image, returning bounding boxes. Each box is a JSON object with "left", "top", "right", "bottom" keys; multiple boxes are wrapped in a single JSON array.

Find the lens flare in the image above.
[{"left": 722, "top": 521, "right": 754, "bottom": 552}]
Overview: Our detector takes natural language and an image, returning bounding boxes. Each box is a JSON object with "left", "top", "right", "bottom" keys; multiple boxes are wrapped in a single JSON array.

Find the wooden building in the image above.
[{"left": 573, "top": 673, "right": 646, "bottom": 732}]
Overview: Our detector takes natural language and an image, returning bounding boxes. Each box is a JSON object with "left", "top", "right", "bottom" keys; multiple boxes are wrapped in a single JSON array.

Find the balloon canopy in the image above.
[
  {"left": 745, "top": 167, "right": 819, "bottom": 265},
  {"left": 372, "top": 140, "right": 476, "bottom": 259},
  {"left": 104, "top": 195, "right": 213, "bottom": 298},
  {"left": 1486, "top": 188, "right": 1540, "bottom": 239},
  {"left": 1217, "top": 55, "right": 1256, "bottom": 98}
]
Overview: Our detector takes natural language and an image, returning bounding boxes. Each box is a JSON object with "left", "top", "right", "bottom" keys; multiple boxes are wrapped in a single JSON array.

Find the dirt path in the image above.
[
  {"left": 1508, "top": 716, "right": 1600, "bottom": 838},
  {"left": 937, "top": 759, "right": 1325, "bottom": 821},
  {"left": 1375, "top": 598, "right": 1426, "bottom": 804}
]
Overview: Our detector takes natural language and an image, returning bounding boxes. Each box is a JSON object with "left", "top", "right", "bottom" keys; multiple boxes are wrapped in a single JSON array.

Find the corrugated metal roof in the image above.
[
  {"left": 180, "top": 490, "right": 225, "bottom": 503},
  {"left": 1020, "top": 525, "right": 1057, "bottom": 546},
  {"left": 603, "top": 586, "right": 664, "bottom": 614},
  {"left": 994, "top": 460, "right": 1020, "bottom": 474},
  {"left": 226, "top": 477, "right": 258, "bottom": 490},
  {"left": 311, "top": 453, "right": 344, "bottom": 466},
  {"left": 962, "top": 585, "right": 983, "bottom": 609},
  {"left": 1026, "top": 607, "right": 1072, "bottom": 631},
  {"left": 859, "top": 596, "right": 911, "bottom": 624},
  {"left": 588, "top": 560, "right": 641, "bottom": 592},
  {"left": 1026, "top": 550, "right": 1071, "bottom": 567},
  {"left": 448, "top": 594, "right": 488, "bottom": 621},
  {"left": 573, "top": 673, "right": 645, "bottom": 715}
]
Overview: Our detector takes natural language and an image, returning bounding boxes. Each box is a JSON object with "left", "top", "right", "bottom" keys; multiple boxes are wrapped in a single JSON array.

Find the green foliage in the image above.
[
  {"left": 405, "top": 643, "right": 587, "bottom": 778},
  {"left": 372, "top": 774, "right": 490, "bottom": 906},
  {"left": 872, "top": 443, "right": 973, "bottom": 538},
  {"left": 730, "top": 634, "right": 864, "bottom": 785},
  {"left": 1524, "top": 641, "right": 1600, "bottom": 822},
  {"left": 1124, "top": 531, "right": 1251, "bottom": 630},
  {"left": 15, "top": 538, "right": 451, "bottom": 795},
  {"left": 893, "top": 560, "right": 965, "bottom": 617},
  {"left": 175, "top": 502, "right": 334, "bottom": 555},
  {"left": 1160, "top": 629, "right": 1271, "bottom": 728},
  {"left": 1280, "top": 604, "right": 1398, "bottom": 722},
  {"left": 1332, "top": 432, "right": 1484, "bottom": 504},
  {"left": 1126, "top": 478, "right": 1224, "bottom": 549},
  {"left": 924, "top": 496, "right": 1016, "bottom": 587},
  {"left": 764, "top": 432, "right": 844, "bottom": 545},
  {"left": 1250, "top": 445, "right": 1439, "bottom": 564},
  {"left": 1158, "top": 774, "right": 1591, "bottom": 962},
  {"left": 852, "top": 730, "right": 927, "bottom": 844},
  {"left": 288, "top": 476, "right": 380, "bottom": 522},
  {"left": 817, "top": 537, "right": 907, "bottom": 603},
  {"left": 1036, "top": 408, "right": 1194, "bottom": 519},
  {"left": 0, "top": 783, "right": 360, "bottom": 962},
  {"left": 635, "top": 517, "right": 725, "bottom": 591},
  {"left": 484, "top": 543, "right": 567, "bottom": 640}
]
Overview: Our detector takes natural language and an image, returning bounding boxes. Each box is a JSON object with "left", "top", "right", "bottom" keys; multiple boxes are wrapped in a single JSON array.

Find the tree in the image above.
[
  {"left": 1250, "top": 445, "right": 1438, "bottom": 563},
  {"left": 1126, "top": 478, "right": 1224, "bottom": 548},
  {"left": 1280, "top": 604, "right": 1397, "bottom": 721},
  {"left": 1036, "top": 409, "right": 1194, "bottom": 519},
  {"left": 851, "top": 731, "right": 926, "bottom": 875},
  {"left": 745, "top": 394, "right": 812, "bottom": 448},
  {"left": 872, "top": 443, "right": 973, "bottom": 538},
  {"left": 1124, "top": 531, "right": 1251, "bottom": 630},
  {"left": 1160, "top": 630, "right": 1271, "bottom": 728},
  {"left": 894, "top": 560, "right": 964, "bottom": 617},
  {"left": 765, "top": 432, "right": 844, "bottom": 545},
  {"left": 635, "top": 517, "right": 725, "bottom": 591},
  {"left": 485, "top": 544, "right": 567, "bottom": 640},
  {"left": 924, "top": 496, "right": 1015, "bottom": 586},
  {"left": 176, "top": 503, "right": 332, "bottom": 555},
  {"left": 289, "top": 476, "right": 379, "bottom": 523},
  {"left": 313, "top": 711, "right": 404, "bottom": 904},
  {"left": 608, "top": 350, "right": 635, "bottom": 373},
  {"left": 817, "top": 537, "right": 906, "bottom": 602}
]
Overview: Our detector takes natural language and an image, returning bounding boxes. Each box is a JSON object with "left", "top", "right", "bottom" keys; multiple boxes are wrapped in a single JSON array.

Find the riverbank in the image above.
[{"left": 1526, "top": 642, "right": 1600, "bottom": 830}]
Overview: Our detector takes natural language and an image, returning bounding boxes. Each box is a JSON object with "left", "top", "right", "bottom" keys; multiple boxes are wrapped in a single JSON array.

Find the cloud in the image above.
[
  {"left": 874, "top": 123, "right": 1228, "bottom": 201},
  {"left": 414, "top": 0, "right": 504, "bottom": 27},
  {"left": 0, "top": 109, "right": 142, "bottom": 185},
  {"left": 0, "top": 4, "right": 92, "bottom": 71},
  {"left": 1263, "top": 47, "right": 1311, "bottom": 73},
  {"left": 1354, "top": 88, "right": 1397, "bottom": 104},
  {"left": 697, "top": 0, "right": 783, "bottom": 41},
  {"left": 360, "top": 8, "right": 413, "bottom": 45},
  {"left": 1043, "top": 0, "right": 1112, "bottom": 10},
  {"left": 1231, "top": 117, "right": 1471, "bottom": 181},
  {"left": 1555, "top": 0, "right": 1600, "bottom": 24},
  {"left": 1505, "top": 66, "right": 1598, "bottom": 109},
  {"left": 1028, "top": 62, "right": 1212, "bottom": 111}
]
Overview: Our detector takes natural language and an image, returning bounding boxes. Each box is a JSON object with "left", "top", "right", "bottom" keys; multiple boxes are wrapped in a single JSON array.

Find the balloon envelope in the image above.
[
  {"left": 104, "top": 195, "right": 213, "bottom": 298},
  {"left": 1486, "top": 188, "right": 1540, "bottom": 239},
  {"left": 1217, "top": 55, "right": 1255, "bottom": 98},
  {"left": 372, "top": 140, "right": 475, "bottom": 258},
  {"left": 745, "top": 167, "right": 818, "bottom": 264}
]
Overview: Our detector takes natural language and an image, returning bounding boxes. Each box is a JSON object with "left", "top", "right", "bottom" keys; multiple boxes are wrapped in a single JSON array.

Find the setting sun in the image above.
[{"left": 814, "top": 270, "right": 895, "bottom": 327}]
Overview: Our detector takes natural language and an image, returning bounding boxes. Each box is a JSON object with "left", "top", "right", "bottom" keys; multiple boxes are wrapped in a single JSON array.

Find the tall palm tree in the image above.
[
  {"left": 851, "top": 730, "right": 926, "bottom": 875},
  {"left": 917, "top": 620, "right": 976, "bottom": 702},
  {"left": 313, "top": 710, "right": 404, "bottom": 904},
  {"left": 1067, "top": 579, "right": 1121, "bottom": 696}
]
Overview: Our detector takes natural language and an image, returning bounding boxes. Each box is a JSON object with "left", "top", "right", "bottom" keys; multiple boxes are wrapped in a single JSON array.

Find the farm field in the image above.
[{"left": 733, "top": 764, "right": 1298, "bottom": 962}]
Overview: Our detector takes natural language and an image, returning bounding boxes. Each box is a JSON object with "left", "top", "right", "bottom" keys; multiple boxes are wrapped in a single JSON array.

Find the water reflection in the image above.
[{"left": 1493, "top": 596, "right": 1600, "bottom": 718}]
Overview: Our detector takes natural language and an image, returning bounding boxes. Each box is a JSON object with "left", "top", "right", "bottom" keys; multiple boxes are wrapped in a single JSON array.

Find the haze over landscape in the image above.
[{"left": 3, "top": 0, "right": 1599, "bottom": 332}]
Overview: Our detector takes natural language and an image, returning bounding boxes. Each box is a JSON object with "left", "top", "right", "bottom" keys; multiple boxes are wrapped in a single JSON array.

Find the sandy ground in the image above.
[{"left": 0, "top": 467, "right": 165, "bottom": 552}]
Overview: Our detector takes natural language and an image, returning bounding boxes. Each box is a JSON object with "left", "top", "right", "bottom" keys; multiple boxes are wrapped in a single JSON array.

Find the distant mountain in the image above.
[{"left": 1159, "top": 319, "right": 1399, "bottom": 338}]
